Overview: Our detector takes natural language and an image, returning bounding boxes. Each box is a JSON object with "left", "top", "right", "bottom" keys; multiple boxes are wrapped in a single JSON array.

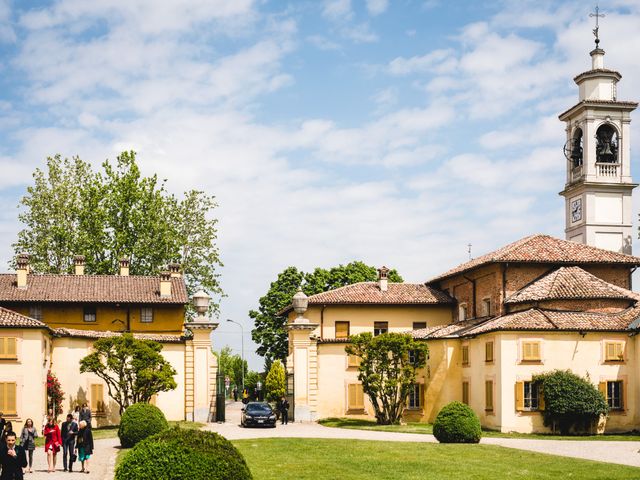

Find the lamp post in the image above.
[{"left": 226, "top": 319, "right": 244, "bottom": 393}]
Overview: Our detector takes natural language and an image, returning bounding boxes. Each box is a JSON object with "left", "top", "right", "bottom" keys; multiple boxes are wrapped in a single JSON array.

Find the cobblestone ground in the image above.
[
  {"left": 204, "top": 401, "right": 640, "bottom": 468},
  {"left": 17, "top": 437, "right": 119, "bottom": 480}
]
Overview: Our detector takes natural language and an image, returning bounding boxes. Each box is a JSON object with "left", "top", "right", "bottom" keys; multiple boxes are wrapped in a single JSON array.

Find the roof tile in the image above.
[
  {"left": 428, "top": 235, "right": 640, "bottom": 283},
  {"left": 505, "top": 266, "right": 638, "bottom": 304},
  {"left": 0, "top": 306, "right": 47, "bottom": 328},
  {"left": 0, "top": 274, "right": 188, "bottom": 304}
]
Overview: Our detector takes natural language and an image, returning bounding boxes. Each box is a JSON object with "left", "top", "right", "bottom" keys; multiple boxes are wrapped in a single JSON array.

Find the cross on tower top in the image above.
[{"left": 589, "top": 5, "right": 605, "bottom": 47}]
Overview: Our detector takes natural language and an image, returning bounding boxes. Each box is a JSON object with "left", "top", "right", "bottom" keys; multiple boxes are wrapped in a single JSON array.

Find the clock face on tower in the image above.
[{"left": 571, "top": 198, "right": 582, "bottom": 223}]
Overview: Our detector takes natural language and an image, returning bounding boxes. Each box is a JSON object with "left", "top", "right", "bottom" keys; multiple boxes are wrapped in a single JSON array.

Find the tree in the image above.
[
  {"left": 265, "top": 360, "right": 286, "bottom": 402},
  {"left": 79, "top": 333, "right": 177, "bottom": 415},
  {"left": 345, "top": 332, "right": 428, "bottom": 425},
  {"left": 46, "top": 370, "right": 65, "bottom": 417},
  {"left": 214, "top": 346, "right": 247, "bottom": 393},
  {"left": 250, "top": 262, "right": 403, "bottom": 366},
  {"left": 13, "top": 152, "right": 223, "bottom": 313},
  {"left": 533, "top": 370, "right": 608, "bottom": 435}
]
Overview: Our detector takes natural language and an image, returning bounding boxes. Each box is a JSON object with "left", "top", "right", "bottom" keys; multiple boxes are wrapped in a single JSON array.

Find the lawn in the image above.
[
  {"left": 233, "top": 438, "right": 640, "bottom": 480},
  {"left": 318, "top": 417, "right": 640, "bottom": 441}
]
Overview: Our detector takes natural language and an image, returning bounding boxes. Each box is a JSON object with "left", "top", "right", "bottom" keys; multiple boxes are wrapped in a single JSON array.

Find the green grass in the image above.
[
  {"left": 233, "top": 438, "right": 640, "bottom": 480},
  {"left": 319, "top": 417, "right": 640, "bottom": 441}
]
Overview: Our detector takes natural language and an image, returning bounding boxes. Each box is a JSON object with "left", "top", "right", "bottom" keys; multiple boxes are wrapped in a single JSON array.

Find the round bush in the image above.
[
  {"left": 118, "top": 403, "right": 169, "bottom": 448},
  {"left": 433, "top": 401, "right": 481, "bottom": 443},
  {"left": 116, "top": 427, "right": 253, "bottom": 480}
]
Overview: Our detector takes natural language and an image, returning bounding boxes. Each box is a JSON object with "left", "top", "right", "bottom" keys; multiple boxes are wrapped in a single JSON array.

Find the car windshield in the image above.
[{"left": 246, "top": 404, "right": 272, "bottom": 414}]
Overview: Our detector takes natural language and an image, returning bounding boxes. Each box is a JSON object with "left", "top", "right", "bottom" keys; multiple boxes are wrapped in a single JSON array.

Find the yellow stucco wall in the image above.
[
  {"left": 310, "top": 304, "right": 453, "bottom": 420},
  {"left": 0, "top": 329, "right": 48, "bottom": 429},
  {"left": 6, "top": 303, "right": 185, "bottom": 333}
]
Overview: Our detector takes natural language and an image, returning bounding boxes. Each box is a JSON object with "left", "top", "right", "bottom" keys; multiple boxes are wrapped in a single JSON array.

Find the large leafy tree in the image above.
[
  {"left": 346, "top": 332, "right": 428, "bottom": 425},
  {"left": 250, "top": 261, "right": 403, "bottom": 367},
  {"left": 13, "top": 152, "right": 222, "bottom": 312},
  {"left": 214, "top": 346, "right": 248, "bottom": 392},
  {"left": 79, "top": 333, "right": 177, "bottom": 415}
]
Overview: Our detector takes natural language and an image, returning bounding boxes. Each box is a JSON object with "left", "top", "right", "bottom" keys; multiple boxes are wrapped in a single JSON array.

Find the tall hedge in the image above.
[
  {"left": 118, "top": 402, "right": 169, "bottom": 448},
  {"left": 533, "top": 370, "right": 608, "bottom": 435},
  {"left": 433, "top": 401, "right": 481, "bottom": 443},
  {"left": 116, "top": 427, "right": 253, "bottom": 480}
]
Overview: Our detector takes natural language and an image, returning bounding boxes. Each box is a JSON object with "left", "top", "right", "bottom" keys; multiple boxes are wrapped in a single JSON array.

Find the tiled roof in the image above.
[
  {"left": 573, "top": 68, "right": 621, "bottom": 82},
  {"left": 413, "top": 307, "right": 639, "bottom": 339},
  {"left": 0, "top": 274, "right": 188, "bottom": 304},
  {"left": 317, "top": 338, "right": 352, "bottom": 344},
  {"left": 53, "top": 327, "right": 185, "bottom": 343},
  {"left": 505, "top": 266, "right": 638, "bottom": 304},
  {"left": 412, "top": 318, "right": 487, "bottom": 339},
  {"left": 428, "top": 235, "right": 640, "bottom": 283},
  {"left": 0, "top": 306, "right": 48, "bottom": 328},
  {"left": 280, "top": 282, "right": 452, "bottom": 315}
]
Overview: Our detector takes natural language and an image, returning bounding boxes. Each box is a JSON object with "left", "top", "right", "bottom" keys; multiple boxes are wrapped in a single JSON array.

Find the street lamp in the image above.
[{"left": 226, "top": 319, "right": 244, "bottom": 394}]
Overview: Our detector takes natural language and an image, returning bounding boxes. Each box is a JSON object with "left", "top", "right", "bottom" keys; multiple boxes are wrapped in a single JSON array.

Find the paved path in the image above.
[
  {"left": 19, "top": 437, "right": 119, "bottom": 480},
  {"left": 204, "top": 401, "right": 640, "bottom": 468}
]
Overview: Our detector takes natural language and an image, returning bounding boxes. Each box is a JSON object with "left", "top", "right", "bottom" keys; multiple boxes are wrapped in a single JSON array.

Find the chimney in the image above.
[
  {"left": 168, "top": 263, "right": 181, "bottom": 278},
  {"left": 377, "top": 266, "right": 389, "bottom": 292},
  {"left": 74, "top": 255, "right": 86, "bottom": 275},
  {"left": 119, "top": 257, "right": 130, "bottom": 276},
  {"left": 160, "top": 271, "right": 172, "bottom": 298},
  {"left": 16, "top": 253, "right": 29, "bottom": 289}
]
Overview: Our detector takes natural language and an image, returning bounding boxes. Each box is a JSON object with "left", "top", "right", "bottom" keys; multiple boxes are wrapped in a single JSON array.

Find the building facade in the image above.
[
  {"left": 0, "top": 256, "right": 217, "bottom": 429},
  {"left": 286, "top": 39, "right": 640, "bottom": 433}
]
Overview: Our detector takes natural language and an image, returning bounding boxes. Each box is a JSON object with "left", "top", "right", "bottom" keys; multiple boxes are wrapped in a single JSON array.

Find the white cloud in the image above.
[
  {"left": 322, "top": 0, "right": 352, "bottom": 21},
  {"left": 342, "top": 22, "right": 378, "bottom": 43},
  {"left": 307, "top": 34, "right": 341, "bottom": 51},
  {"left": 366, "top": 0, "right": 388, "bottom": 16},
  {"left": 0, "top": 0, "right": 15, "bottom": 42},
  {"left": 389, "top": 49, "right": 455, "bottom": 75}
]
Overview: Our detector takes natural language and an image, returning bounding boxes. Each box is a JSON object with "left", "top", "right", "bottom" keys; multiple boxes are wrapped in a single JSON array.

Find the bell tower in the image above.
[{"left": 559, "top": 16, "right": 638, "bottom": 254}]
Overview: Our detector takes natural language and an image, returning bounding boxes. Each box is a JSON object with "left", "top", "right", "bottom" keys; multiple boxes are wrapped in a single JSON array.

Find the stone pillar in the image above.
[
  {"left": 287, "top": 288, "right": 319, "bottom": 422},
  {"left": 184, "top": 290, "right": 219, "bottom": 422}
]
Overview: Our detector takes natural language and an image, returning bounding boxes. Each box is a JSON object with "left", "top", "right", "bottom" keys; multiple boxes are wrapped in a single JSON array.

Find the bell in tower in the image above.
[{"left": 558, "top": 8, "right": 638, "bottom": 255}]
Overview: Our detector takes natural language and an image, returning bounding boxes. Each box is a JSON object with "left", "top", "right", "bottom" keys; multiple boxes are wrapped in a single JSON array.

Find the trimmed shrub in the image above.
[
  {"left": 433, "top": 401, "right": 481, "bottom": 443},
  {"left": 115, "top": 427, "right": 253, "bottom": 480},
  {"left": 534, "top": 370, "right": 608, "bottom": 435},
  {"left": 118, "top": 402, "right": 169, "bottom": 448}
]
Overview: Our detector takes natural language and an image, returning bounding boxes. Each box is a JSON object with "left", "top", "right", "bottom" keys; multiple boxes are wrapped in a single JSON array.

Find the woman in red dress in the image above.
[{"left": 43, "top": 415, "right": 62, "bottom": 473}]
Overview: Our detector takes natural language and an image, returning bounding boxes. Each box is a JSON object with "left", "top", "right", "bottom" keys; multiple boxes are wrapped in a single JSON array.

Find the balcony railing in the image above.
[{"left": 596, "top": 162, "right": 620, "bottom": 177}]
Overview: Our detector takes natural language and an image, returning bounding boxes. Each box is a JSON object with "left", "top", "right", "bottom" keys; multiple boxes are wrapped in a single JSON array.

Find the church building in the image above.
[{"left": 285, "top": 35, "right": 640, "bottom": 433}]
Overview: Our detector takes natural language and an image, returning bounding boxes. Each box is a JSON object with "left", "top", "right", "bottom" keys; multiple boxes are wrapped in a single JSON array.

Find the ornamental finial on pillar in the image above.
[{"left": 292, "top": 287, "right": 309, "bottom": 319}]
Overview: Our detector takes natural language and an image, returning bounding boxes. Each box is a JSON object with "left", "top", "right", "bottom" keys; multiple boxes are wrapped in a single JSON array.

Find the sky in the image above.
[{"left": 0, "top": 0, "right": 639, "bottom": 371}]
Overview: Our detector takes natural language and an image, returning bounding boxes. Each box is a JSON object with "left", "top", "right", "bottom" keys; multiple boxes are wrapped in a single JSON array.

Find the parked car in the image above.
[{"left": 241, "top": 402, "right": 277, "bottom": 428}]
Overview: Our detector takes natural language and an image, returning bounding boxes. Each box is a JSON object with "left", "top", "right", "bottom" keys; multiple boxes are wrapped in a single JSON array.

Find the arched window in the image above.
[
  {"left": 571, "top": 128, "right": 583, "bottom": 167},
  {"left": 595, "top": 124, "right": 618, "bottom": 163}
]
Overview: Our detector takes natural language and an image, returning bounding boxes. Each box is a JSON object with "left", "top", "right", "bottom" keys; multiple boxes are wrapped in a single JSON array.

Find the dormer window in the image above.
[{"left": 596, "top": 124, "right": 618, "bottom": 163}]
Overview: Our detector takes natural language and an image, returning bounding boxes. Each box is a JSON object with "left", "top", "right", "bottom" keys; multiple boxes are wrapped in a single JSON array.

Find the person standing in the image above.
[
  {"left": 18, "top": 419, "right": 37, "bottom": 474},
  {"left": 232, "top": 387, "right": 238, "bottom": 402},
  {"left": 72, "top": 406, "right": 80, "bottom": 424},
  {"left": 75, "top": 421, "right": 93, "bottom": 474},
  {"left": 2, "top": 421, "right": 14, "bottom": 443},
  {"left": 0, "top": 412, "right": 6, "bottom": 436},
  {"left": 42, "top": 416, "right": 61, "bottom": 473},
  {"left": 279, "top": 396, "right": 289, "bottom": 425},
  {"left": 0, "top": 431, "right": 27, "bottom": 480},
  {"left": 61, "top": 414, "right": 78, "bottom": 472},
  {"left": 41, "top": 409, "right": 53, "bottom": 435},
  {"left": 79, "top": 403, "right": 92, "bottom": 429}
]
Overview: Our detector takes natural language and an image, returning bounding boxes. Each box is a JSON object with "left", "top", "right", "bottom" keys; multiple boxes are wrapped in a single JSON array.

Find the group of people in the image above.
[{"left": 0, "top": 404, "right": 94, "bottom": 479}]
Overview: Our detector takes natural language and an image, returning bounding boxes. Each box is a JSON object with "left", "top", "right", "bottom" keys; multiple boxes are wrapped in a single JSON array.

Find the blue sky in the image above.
[{"left": 0, "top": 0, "right": 639, "bottom": 370}]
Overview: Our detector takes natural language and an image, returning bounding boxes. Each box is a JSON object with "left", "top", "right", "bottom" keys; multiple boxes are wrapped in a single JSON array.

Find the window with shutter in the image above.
[
  {"left": 521, "top": 341, "right": 541, "bottom": 362},
  {"left": 603, "top": 380, "right": 624, "bottom": 410},
  {"left": 0, "top": 382, "right": 17, "bottom": 414},
  {"left": 140, "top": 307, "right": 154, "bottom": 323},
  {"left": 335, "top": 322, "right": 350, "bottom": 339},
  {"left": 462, "top": 381, "right": 470, "bottom": 405},
  {"left": 407, "top": 384, "right": 423, "bottom": 409},
  {"left": 373, "top": 322, "right": 388, "bottom": 336},
  {"left": 462, "top": 345, "right": 469, "bottom": 366},
  {"left": 0, "top": 337, "right": 18, "bottom": 360},
  {"left": 485, "top": 342, "right": 494, "bottom": 362},
  {"left": 604, "top": 342, "right": 624, "bottom": 362},
  {"left": 91, "top": 384, "right": 105, "bottom": 414},
  {"left": 347, "top": 384, "right": 364, "bottom": 411},
  {"left": 347, "top": 353, "right": 361, "bottom": 368},
  {"left": 485, "top": 380, "right": 493, "bottom": 411}
]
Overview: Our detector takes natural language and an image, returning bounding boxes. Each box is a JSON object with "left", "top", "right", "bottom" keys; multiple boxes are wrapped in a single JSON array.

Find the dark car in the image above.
[{"left": 241, "top": 402, "right": 277, "bottom": 428}]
